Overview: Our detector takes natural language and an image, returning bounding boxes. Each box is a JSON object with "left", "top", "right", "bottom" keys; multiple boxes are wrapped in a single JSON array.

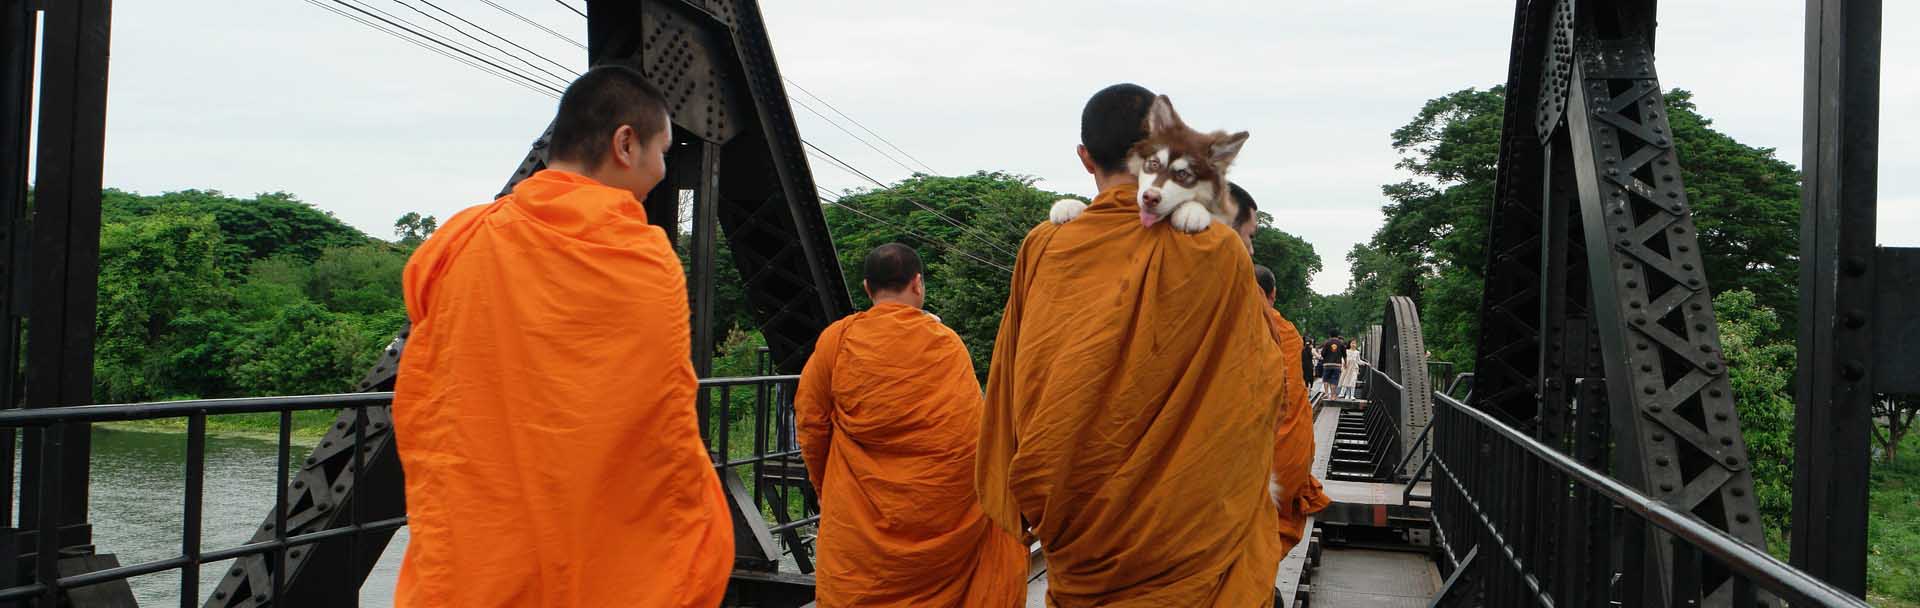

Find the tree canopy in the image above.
[
  {"left": 92, "top": 190, "right": 408, "bottom": 402},
  {"left": 1339, "top": 87, "right": 1802, "bottom": 366}
]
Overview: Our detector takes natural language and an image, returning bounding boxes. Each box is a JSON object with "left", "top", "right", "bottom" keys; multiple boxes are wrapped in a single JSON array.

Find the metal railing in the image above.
[
  {"left": 0, "top": 373, "right": 814, "bottom": 606},
  {"left": 0, "top": 392, "right": 398, "bottom": 606},
  {"left": 1419, "top": 383, "right": 1868, "bottom": 607},
  {"left": 694, "top": 374, "right": 818, "bottom": 573}
]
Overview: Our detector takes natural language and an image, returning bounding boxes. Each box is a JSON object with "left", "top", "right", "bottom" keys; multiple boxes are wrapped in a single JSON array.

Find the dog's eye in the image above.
[
  {"left": 1145, "top": 159, "right": 1161, "bottom": 172},
  {"left": 1175, "top": 169, "right": 1194, "bottom": 182}
]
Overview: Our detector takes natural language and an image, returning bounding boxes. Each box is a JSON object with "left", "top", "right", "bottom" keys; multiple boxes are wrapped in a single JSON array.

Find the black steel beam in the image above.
[
  {"left": 1791, "top": 0, "right": 1878, "bottom": 595},
  {"left": 19, "top": 0, "right": 110, "bottom": 560}
]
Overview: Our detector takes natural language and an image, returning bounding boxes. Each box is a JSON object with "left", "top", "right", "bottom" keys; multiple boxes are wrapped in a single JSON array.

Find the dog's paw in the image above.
[
  {"left": 1049, "top": 199, "right": 1088, "bottom": 224},
  {"left": 1170, "top": 203, "right": 1212, "bottom": 233}
]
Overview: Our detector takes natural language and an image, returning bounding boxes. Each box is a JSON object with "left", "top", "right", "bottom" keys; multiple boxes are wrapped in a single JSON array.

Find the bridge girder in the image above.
[{"left": 1468, "top": 0, "right": 1773, "bottom": 605}]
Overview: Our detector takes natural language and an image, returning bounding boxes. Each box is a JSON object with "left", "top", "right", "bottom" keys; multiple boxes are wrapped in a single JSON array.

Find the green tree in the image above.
[
  {"left": 1714, "top": 289, "right": 1796, "bottom": 547},
  {"left": 1873, "top": 396, "right": 1918, "bottom": 463},
  {"left": 394, "top": 212, "right": 439, "bottom": 247},
  {"left": 1250, "top": 211, "right": 1322, "bottom": 312},
  {"left": 103, "top": 189, "right": 373, "bottom": 273},
  {"left": 227, "top": 301, "right": 390, "bottom": 396},
  {"left": 1352, "top": 87, "right": 1804, "bottom": 368},
  {"left": 308, "top": 244, "right": 408, "bottom": 315},
  {"left": 93, "top": 211, "right": 235, "bottom": 402}
]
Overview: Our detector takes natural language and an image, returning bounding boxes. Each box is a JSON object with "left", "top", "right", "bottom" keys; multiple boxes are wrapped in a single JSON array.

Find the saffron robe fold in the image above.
[
  {"left": 976, "top": 184, "right": 1287, "bottom": 607},
  {"left": 796, "top": 303, "right": 1028, "bottom": 607},
  {"left": 392, "top": 169, "right": 732, "bottom": 608},
  {"left": 1265, "top": 308, "right": 1331, "bottom": 555}
]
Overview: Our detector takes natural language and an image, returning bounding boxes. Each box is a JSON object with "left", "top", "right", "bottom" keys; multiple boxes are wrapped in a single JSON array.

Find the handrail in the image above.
[
  {"left": 0, "top": 373, "right": 813, "bottom": 604},
  {"left": 0, "top": 375, "right": 803, "bottom": 427},
  {"left": 1430, "top": 390, "right": 1868, "bottom": 607}
]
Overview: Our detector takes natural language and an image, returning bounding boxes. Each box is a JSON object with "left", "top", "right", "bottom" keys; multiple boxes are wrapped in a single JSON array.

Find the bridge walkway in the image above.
[{"left": 1278, "top": 396, "right": 1442, "bottom": 607}]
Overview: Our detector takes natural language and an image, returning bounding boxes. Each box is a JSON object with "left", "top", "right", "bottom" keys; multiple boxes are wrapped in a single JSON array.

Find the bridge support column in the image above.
[
  {"left": 1792, "top": 0, "right": 1879, "bottom": 596},
  {"left": 15, "top": 0, "right": 112, "bottom": 592}
]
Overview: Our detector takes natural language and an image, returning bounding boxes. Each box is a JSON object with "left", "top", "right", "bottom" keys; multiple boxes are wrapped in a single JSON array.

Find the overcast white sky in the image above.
[{"left": 73, "top": 1, "right": 1919, "bottom": 294}]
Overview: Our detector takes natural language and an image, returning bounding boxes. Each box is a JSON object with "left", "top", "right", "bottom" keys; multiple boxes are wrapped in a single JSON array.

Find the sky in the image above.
[{"left": 54, "top": 0, "right": 1920, "bottom": 294}]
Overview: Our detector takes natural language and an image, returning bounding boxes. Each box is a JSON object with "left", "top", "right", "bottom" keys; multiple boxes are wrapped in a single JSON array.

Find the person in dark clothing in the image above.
[{"left": 1319, "top": 331, "right": 1346, "bottom": 389}]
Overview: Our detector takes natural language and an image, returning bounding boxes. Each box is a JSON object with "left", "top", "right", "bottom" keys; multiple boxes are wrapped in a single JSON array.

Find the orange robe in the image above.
[
  {"left": 976, "top": 184, "right": 1286, "bottom": 607},
  {"left": 796, "top": 303, "right": 1028, "bottom": 607},
  {"left": 392, "top": 169, "right": 732, "bottom": 607},
  {"left": 1265, "top": 308, "right": 1330, "bottom": 555}
]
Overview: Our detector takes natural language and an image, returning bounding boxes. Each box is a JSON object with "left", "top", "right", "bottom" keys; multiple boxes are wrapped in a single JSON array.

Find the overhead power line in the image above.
[
  {"left": 327, "top": 0, "right": 566, "bottom": 94},
  {"left": 417, "top": 0, "right": 580, "bottom": 77},
  {"left": 816, "top": 187, "right": 1013, "bottom": 275},
  {"left": 802, "top": 140, "right": 1017, "bottom": 260},
  {"left": 784, "top": 78, "right": 938, "bottom": 175},
  {"left": 394, "top": 0, "right": 578, "bottom": 85},
  {"left": 788, "top": 95, "right": 920, "bottom": 175},
  {"left": 554, "top": 1, "right": 588, "bottom": 20},
  {"left": 305, "top": 0, "right": 560, "bottom": 99},
  {"left": 480, "top": 0, "right": 587, "bottom": 50}
]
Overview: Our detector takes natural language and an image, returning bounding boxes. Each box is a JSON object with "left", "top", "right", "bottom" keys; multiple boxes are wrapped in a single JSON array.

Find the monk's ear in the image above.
[
  {"left": 1211, "top": 131, "right": 1249, "bottom": 169},
  {"left": 861, "top": 279, "right": 873, "bottom": 300},
  {"left": 1077, "top": 144, "right": 1097, "bottom": 175},
  {"left": 610, "top": 125, "right": 639, "bottom": 169}
]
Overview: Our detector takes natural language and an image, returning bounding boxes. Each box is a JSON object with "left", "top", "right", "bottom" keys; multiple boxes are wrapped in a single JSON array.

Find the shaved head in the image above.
[
  {"left": 1254, "top": 265, "right": 1276, "bottom": 300},
  {"left": 549, "top": 65, "right": 670, "bottom": 168},
  {"left": 863, "top": 243, "right": 923, "bottom": 294}
]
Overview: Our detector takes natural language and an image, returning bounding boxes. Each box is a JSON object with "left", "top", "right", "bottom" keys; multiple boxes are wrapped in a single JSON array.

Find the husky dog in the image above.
[{"left": 1050, "top": 95, "right": 1249, "bottom": 232}]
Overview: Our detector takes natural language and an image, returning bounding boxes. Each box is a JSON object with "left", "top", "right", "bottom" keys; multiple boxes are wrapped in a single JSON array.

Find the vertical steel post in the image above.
[
  {"left": 691, "top": 141, "right": 719, "bottom": 377},
  {"left": 1792, "top": 0, "right": 1878, "bottom": 596},
  {"left": 0, "top": 0, "right": 36, "bottom": 543},
  {"left": 19, "top": 0, "right": 109, "bottom": 557}
]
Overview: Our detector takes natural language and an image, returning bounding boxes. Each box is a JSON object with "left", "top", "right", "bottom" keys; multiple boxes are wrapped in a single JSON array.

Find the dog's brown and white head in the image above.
[{"left": 1129, "top": 95, "right": 1249, "bottom": 230}]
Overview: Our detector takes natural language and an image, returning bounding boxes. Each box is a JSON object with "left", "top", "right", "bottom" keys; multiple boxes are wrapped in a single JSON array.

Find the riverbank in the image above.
[{"left": 98, "top": 410, "right": 340, "bottom": 442}]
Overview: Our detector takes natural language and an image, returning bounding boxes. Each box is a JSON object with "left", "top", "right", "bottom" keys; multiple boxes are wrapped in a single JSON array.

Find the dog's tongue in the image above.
[{"left": 1140, "top": 207, "right": 1160, "bottom": 228}]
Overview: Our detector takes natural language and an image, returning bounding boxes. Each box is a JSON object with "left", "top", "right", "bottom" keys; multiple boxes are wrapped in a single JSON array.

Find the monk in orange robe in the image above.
[
  {"left": 1253, "top": 264, "right": 1331, "bottom": 555},
  {"left": 796, "top": 243, "right": 1028, "bottom": 607},
  {"left": 1232, "top": 184, "right": 1331, "bottom": 556},
  {"left": 976, "top": 84, "right": 1287, "bottom": 607},
  {"left": 391, "top": 66, "right": 731, "bottom": 607}
]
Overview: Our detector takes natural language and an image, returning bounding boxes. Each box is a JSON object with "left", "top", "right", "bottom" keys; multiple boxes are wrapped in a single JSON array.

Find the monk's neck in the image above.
[
  {"left": 869, "top": 296, "right": 920, "bottom": 310},
  {"left": 1092, "top": 170, "right": 1136, "bottom": 193}
]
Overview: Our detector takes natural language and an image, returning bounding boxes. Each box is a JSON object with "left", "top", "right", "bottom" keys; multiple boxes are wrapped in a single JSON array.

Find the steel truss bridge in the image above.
[{"left": 0, "top": 0, "right": 1906, "bottom": 606}]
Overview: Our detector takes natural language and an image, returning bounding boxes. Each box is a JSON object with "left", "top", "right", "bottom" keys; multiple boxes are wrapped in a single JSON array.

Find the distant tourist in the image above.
[
  {"left": 390, "top": 66, "right": 731, "bottom": 607},
  {"left": 795, "top": 243, "right": 1027, "bottom": 607},
  {"left": 1320, "top": 331, "right": 1347, "bottom": 392},
  {"left": 975, "top": 83, "right": 1287, "bottom": 605},
  {"left": 1339, "top": 338, "right": 1361, "bottom": 398}
]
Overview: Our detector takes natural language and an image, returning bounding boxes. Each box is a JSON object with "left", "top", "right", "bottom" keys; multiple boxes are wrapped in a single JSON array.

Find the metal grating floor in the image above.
[{"left": 1308, "top": 548, "right": 1443, "bottom": 607}]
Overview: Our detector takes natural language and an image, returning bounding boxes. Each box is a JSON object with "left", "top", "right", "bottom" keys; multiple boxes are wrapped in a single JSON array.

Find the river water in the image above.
[{"left": 85, "top": 426, "right": 406, "bottom": 606}]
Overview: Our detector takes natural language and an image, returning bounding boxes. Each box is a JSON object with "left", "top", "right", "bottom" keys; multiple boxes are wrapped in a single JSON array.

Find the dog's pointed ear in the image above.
[
  {"left": 1146, "top": 95, "right": 1180, "bottom": 133},
  {"left": 1211, "top": 131, "right": 1249, "bottom": 168}
]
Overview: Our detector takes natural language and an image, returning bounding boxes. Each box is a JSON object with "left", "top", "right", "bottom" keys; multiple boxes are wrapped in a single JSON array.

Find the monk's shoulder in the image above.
[
  {"left": 816, "top": 312, "right": 862, "bottom": 346},
  {"left": 403, "top": 200, "right": 504, "bottom": 272}
]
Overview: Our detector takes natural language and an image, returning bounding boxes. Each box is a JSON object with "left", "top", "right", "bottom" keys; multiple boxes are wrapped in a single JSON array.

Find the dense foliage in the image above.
[
  {"left": 93, "top": 189, "right": 412, "bottom": 403},
  {"left": 1713, "top": 289, "right": 1796, "bottom": 547},
  {"left": 1336, "top": 87, "right": 1802, "bottom": 367}
]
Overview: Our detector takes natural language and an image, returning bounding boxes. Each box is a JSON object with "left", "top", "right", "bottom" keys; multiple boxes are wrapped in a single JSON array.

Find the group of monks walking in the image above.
[{"left": 387, "top": 67, "right": 1326, "bottom": 607}]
